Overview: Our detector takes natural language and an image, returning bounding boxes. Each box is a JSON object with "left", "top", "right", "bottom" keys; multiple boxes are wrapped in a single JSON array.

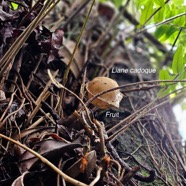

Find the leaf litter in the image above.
[{"left": 0, "top": 1, "right": 185, "bottom": 186}]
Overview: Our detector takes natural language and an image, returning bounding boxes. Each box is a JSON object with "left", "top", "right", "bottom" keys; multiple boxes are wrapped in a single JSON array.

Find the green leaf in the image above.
[
  {"left": 134, "top": 0, "right": 149, "bottom": 9},
  {"left": 158, "top": 87, "right": 170, "bottom": 98},
  {"left": 165, "top": 31, "right": 179, "bottom": 44},
  {"left": 172, "top": 0, "right": 184, "bottom": 5},
  {"left": 99, "top": 0, "right": 107, "bottom": 2},
  {"left": 159, "top": 69, "right": 173, "bottom": 86},
  {"left": 183, "top": 54, "right": 186, "bottom": 65},
  {"left": 155, "top": 25, "right": 179, "bottom": 44},
  {"left": 154, "top": 25, "right": 168, "bottom": 39},
  {"left": 165, "top": 26, "right": 178, "bottom": 39},
  {"left": 112, "top": 0, "right": 126, "bottom": 7},
  {"left": 154, "top": 5, "right": 165, "bottom": 22},
  {"left": 154, "top": 0, "right": 164, "bottom": 6},
  {"left": 169, "top": 83, "right": 177, "bottom": 92},
  {"left": 178, "top": 61, "right": 186, "bottom": 85},
  {"left": 164, "top": 4, "right": 172, "bottom": 18},
  {"left": 158, "top": 70, "right": 177, "bottom": 97},
  {"left": 154, "top": 24, "right": 179, "bottom": 43},
  {"left": 177, "top": 32, "right": 186, "bottom": 47},
  {"left": 170, "top": 6, "right": 186, "bottom": 27},
  {"left": 11, "top": 2, "right": 19, "bottom": 10},
  {"left": 140, "top": 0, "right": 154, "bottom": 26},
  {"left": 159, "top": 69, "right": 171, "bottom": 80},
  {"left": 180, "top": 71, "right": 186, "bottom": 86},
  {"left": 172, "top": 46, "right": 184, "bottom": 74}
]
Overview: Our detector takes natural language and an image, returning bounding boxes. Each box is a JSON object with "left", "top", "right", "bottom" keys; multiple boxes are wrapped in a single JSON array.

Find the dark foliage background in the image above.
[{"left": 0, "top": 1, "right": 185, "bottom": 186}]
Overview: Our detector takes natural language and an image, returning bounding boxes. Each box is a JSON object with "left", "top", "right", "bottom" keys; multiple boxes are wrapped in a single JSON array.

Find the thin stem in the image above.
[
  {"left": 107, "top": 99, "right": 169, "bottom": 142},
  {"left": 48, "top": 69, "right": 94, "bottom": 126},
  {"left": 142, "top": 0, "right": 170, "bottom": 26},
  {"left": 89, "top": 166, "right": 102, "bottom": 186},
  {"left": 137, "top": 12, "right": 186, "bottom": 34},
  {"left": 63, "top": 0, "right": 96, "bottom": 84}
]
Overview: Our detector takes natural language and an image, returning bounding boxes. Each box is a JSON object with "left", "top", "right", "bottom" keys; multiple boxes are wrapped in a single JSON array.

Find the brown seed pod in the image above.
[{"left": 86, "top": 77, "right": 123, "bottom": 109}]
